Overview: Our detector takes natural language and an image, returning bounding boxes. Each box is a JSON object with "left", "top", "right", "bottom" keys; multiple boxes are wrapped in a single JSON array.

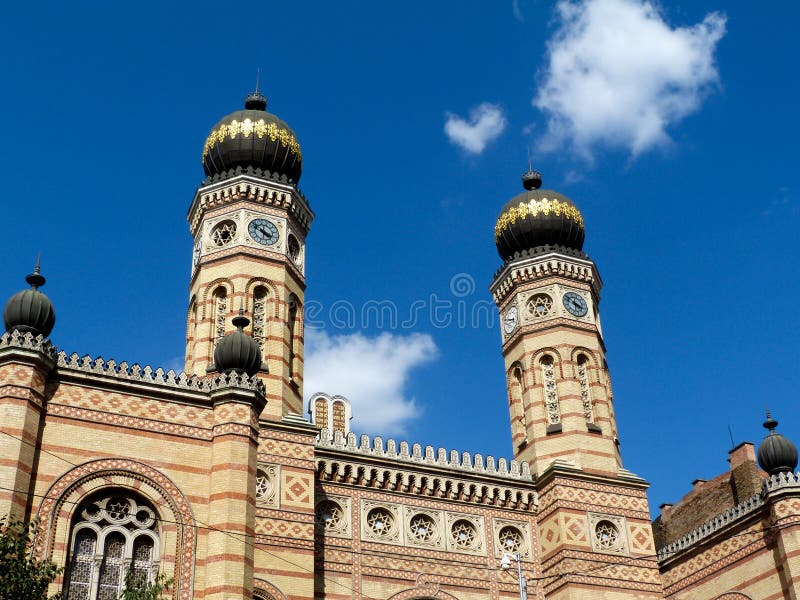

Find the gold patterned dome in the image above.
[
  {"left": 202, "top": 91, "right": 302, "bottom": 183},
  {"left": 495, "top": 171, "right": 585, "bottom": 260}
]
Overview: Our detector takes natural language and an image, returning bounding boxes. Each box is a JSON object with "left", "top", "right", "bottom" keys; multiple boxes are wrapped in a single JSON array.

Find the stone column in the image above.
[{"left": 205, "top": 375, "right": 266, "bottom": 600}]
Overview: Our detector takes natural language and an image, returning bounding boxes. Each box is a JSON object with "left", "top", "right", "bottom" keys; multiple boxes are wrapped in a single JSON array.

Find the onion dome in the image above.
[
  {"left": 495, "top": 169, "right": 585, "bottom": 261},
  {"left": 757, "top": 412, "right": 798, "bottom": 475},
  {"left": 202, "top": 90, "right": 302, "bottom": 183},
  {"left": 3, "top": 261, "right": 56, "bottom": 337},
  {"left": 213, "top": 309, "right": 262, "bottom": 376}
]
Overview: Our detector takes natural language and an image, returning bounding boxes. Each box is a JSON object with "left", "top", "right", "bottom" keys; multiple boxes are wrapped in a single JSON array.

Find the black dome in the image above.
[
  {"left": 202, "top": 92, "right": 302, "bottom": 183},
  {"left": 757, "top": 414, "right": 798, "bottom": 475},
  {"left": 213, "top": 311, "right": 262, "bottom": 376},
  {"left": 495, "top": 172, "right": 585, "bottom": 261},
  {"left": 3, "top": 264, "right": 55, "bottom": 337}
]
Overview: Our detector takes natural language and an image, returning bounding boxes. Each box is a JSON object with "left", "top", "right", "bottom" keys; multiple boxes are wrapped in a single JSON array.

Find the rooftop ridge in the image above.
[
  {"left": 315, "top": 427, "right": 531, "bottom": 481},
  {"left": 0, "top": 331, "right": 264, "bottom": 394},
  {"left": 657, "top": 471, "right": 800, "bottom": 561}
]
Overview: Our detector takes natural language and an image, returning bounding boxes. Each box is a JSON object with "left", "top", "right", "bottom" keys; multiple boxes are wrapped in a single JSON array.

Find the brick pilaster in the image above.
[
  {"left": 205, "top": 379, "right": 266, "bottom": 600},
  {"left": 0, "top": 338, "right": 55, "bottom": 521}
]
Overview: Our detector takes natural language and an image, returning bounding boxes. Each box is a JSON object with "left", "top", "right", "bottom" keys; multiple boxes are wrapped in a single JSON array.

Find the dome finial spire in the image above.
[
  {"left": 26, "top": 254, "right": 46, "bottom": 290},
  {"left": 244, "top": 72, "right": 268, "bottom": 111},
  {"left": 522, "top": 154, "right": 542, "bottom": 191},
  {"left": 231, "top": 302, "right": 250, "bottom": 330},
  {"left": 764, "top": 410, "right": 779, "bottom": 433}
]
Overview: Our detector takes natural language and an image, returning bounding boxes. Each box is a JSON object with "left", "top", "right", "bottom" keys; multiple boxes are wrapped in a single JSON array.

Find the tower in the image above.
[
  {"left": 491, "top": 168, "right": 619, "bottom": 477},
  {"left": 491, "top": 170, "right": 663, "bottom": 598},
  {"left": 185, "top": 90, "right": 313, "bottom": 419}
]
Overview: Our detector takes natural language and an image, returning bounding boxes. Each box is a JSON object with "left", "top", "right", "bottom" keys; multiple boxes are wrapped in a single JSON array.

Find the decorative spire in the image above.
[
  {"left": 521, "top": 157, "right": 542, "bottom": 191},
  {"left": 232, "top": 303, "right": 250, "bottom": 330},
  {"left": 245, "top": 71, "right": 268, "bottom": 111},
  {"left": 25, "top": 255, "right": 45, "bottom": 290},
  {"left": 3, "top": 259, "right": 56, "bottom": 337},
  {"left": 757, "top": 410, "right": 798, "bottom": 475},
  {"left": 763, "top": 410, "right": 779, "bottom": 433}
]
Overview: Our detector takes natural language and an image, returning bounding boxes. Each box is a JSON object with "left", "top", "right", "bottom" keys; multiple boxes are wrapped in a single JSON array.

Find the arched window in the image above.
[
  {"left": 314, "top": 396, "right": 329, "bottom": 430},
  {"left": 509, "top": 366, "right": 527, "bottom": 446},
  {"left": 287, "top": 298, "right": 298, "bottom": 379},
  {"left": 540, "top": 355, "right": 561, "bottom": 428},
  {"left": 64, "top": 491, "right": 160, "bottom": 600},
  {"left": 252, "top": 286, "right": 269, "bottom": 356},
  {"left": 185, "top": 298, "right": 197, "bottom": 366},
  {"left": 332, "top": 401, "right": 346, "bottom": 433},
  {"left": 577, "top": 354, "right": 594, "bottom": 425},
  {"left": 212, "top": 287, "right": 228, "bottom": 351}
]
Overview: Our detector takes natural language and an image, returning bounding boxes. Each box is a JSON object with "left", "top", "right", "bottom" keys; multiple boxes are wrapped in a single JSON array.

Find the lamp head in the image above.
[{"left": 500, "top": 553, "right": 512, "bottom": 570}]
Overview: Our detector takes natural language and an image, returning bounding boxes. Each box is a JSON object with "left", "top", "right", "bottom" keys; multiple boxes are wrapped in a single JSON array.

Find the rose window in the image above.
[
  {"left": 316, "top": 500, "right": 344, "bottom": 531},
  {"left": 409, "top": 514, "right": 435, "bottom": 543},
  {"left": 65, "top": 491, "right": 159, "bottom": 600},
  {"left": 287, "top": 234, "right": 301, "bottom": 264},
  {"left": 499, "top": 526, "right": 523, "bottom": 553},
  {"left": 366, "top": 508, "right": 394, "bottom": 536},
  {"left": 527, "top": 293, "right": 553, "bottom": 318},
  {"left": 450, "top": 519, "right": 478, "bottom": 550},
  {"left": 594, "top": 520, "right": 619, "bottom": 550},
  {"left": 211, "top": 220, "right": 237, "bottom": 247},
  {"left": 255, "top": 469, "right": 272, "bottom": 501}
]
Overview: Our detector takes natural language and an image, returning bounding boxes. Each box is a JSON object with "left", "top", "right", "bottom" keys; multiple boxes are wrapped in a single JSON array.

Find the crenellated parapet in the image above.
[
  {"left": 0, "top": 330, "right": 58, "bottom": 360},
  {"left": 55, "top": 350, "right": 264, "bottom": 394},
  {"left": 315, "top": 428, "right": 537, "bottom": 510}
]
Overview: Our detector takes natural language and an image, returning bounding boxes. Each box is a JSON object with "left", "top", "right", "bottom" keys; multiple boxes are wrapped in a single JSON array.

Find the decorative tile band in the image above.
[
  {"left": 203, "top": 118, "right": 302, "bottom": 161},
  {"left": 495, "top": 198, "right": 584, "bottom": 241}
]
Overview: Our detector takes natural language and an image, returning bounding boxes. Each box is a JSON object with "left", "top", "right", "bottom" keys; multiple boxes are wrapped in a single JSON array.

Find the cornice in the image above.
[
  {"left": 187, "top": 173, "right": 314, "bottom": 236},
  {"left": 535, "top": 460, "right": 650, "bottom": 493},
  {"left": 490, "top": 250, "right": 603, "bottom": 305},
  {"left": 315, "top": 428, "right": 537, "bottom": 510}
]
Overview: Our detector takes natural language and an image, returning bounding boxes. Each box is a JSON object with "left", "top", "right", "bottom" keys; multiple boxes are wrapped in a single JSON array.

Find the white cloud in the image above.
[
  {"left": 512, "top": 0, "right": 524, "bottom": 23},
  {"left": 444, "top": 103, "right": 507, "bottom": 154},
  {"left": 535, "top": 0, "right": 726, "bottom": 160},
  {"left": 304, "top": 329, "right": 438, "bottom": 436}
]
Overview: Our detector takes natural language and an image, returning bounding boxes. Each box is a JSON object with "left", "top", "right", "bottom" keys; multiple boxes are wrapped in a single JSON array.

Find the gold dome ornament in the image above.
[
  {"left": 494, "top": 169, "right": 585, "bottom": 261},
  {"left": 202, "top": 90, "right": 302, "bottom": 183}
]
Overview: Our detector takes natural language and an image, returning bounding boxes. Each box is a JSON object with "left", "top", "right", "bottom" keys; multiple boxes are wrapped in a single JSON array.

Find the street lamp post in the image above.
[{"left": 500, "top": 552, "right": 527, "bottom": 600}]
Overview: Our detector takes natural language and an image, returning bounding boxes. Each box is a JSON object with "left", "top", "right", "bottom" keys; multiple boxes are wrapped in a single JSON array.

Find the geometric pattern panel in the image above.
[
  {"left": 587, "top": 512, "right": 629, "bottom": 556},
  {"left": 256, "top": 464, "right": 280, "bottom": 508},
  {"left": 627, "top": 522, "right": 654, "bottom": 554},
  {"left": 281, "top": 471, "right": 312, "bottom": 508},
  {"left": 538, "top": 516, "right": 561, "bottom": 558}
]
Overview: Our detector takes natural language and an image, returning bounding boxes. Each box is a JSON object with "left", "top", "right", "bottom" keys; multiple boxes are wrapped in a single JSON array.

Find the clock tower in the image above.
[
  {"left": 185, "top": 90, "right": 313, "bottom": 419},
  {"left": 491, "top": 169, "right": 663, "bottom": 598}
]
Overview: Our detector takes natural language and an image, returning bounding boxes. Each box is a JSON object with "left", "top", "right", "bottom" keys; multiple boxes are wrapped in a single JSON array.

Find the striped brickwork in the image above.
[
  {"left": 0, "top": 349, "right": 53, "bottom": 520},
  {"left": 254, "top": 418, "right": 317, "bottom": 600},
  {"left": 536, "top": 470, "right": 663, "bottom": 598},
  {"left": 186, "top": 177, "right": 311, "bottom": 421}
]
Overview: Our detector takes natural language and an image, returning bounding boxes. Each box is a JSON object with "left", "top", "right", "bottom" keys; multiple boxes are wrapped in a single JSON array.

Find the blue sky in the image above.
[{"left": 2, "top": 0, "right": 798, "bottom": 517}]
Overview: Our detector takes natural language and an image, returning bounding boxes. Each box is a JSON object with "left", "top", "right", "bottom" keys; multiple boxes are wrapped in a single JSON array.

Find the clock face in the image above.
[
  {"left": 503, "top": 306, "right": 519, "bottom": 334},
  {"left": 248, "top": 218, "right": 279, "bottom": 246},
  {"left": 562, "top": 291, "right": 588, "bottom": 317}
]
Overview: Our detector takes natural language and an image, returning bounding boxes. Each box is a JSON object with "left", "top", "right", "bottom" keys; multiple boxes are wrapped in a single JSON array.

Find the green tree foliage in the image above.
[
  {"left": 0, "top": 516, "right": 62, "bottom": 600},
  {"left": 119, "top": 570, "right": 173, "bottom": 600}
]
